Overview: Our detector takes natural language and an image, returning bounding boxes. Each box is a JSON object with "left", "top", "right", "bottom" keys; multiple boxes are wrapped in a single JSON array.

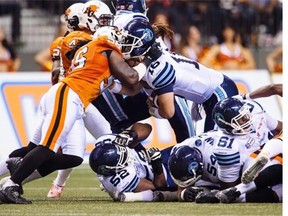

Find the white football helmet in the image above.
[
  {"left": 64, "top": 3, "right": 84, "bottom": 31},
  {"left": 79, "top": 0, "right": 114, "bottom": 33},
  {"left": 93, "top": 26, "right": 122, "bottom": 49}
]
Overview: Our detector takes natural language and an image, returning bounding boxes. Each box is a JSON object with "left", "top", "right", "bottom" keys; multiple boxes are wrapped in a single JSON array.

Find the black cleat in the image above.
[
  {"left": 0, "top": 186, "right": 31, "bottom": 204},
  {"left": 195, "top": 190, "right": 220, "bottom": 203},
  {"left": 153, "top": 191, "right": 165, "bottom": 202},
  {"left": 6, "top": 157, "right": 22, "bottom": 176},
  {"left": 216, "top": 187, "right": 241, "bottom": 203}
]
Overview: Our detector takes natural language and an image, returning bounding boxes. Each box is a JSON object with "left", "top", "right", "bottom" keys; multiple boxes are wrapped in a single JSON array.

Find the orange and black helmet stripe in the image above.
[{"left": 42, "top": 83, "right": 69, "bottom": 150}]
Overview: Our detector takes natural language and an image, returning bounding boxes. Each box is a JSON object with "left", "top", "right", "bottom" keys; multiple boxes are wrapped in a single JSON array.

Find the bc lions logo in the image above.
[{"left": 84, "top": 5, "right": 100, "bottom": 17}]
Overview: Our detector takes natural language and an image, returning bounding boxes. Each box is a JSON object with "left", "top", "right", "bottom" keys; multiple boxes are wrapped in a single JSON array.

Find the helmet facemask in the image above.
[
  {"left": 121, "top": 30, "right": 152, "bottom": 59},
  {"left": 217, "top": 104, "right": 254, "bottom": 135}
]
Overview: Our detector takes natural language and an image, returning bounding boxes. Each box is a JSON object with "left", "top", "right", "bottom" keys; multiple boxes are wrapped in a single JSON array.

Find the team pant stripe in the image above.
[
  {"left": 42, "top": 83, "right": 69, "bottom": 150},
  {"left": 250, "top": 151, "right": 283, "bottom": 165}
]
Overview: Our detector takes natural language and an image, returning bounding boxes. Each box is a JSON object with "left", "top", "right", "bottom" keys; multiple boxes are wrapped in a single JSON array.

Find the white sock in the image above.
[
  {"left": 260, "top": 138, "right": 282, "bottom": 158},
  {"left": 236, "top": 193, "right": 246, "bottom": 202},
  {"left": 0, "top": 157, "right": 9, "bottom": 176},
  {"left": 22, "top": 170, "right": 42, "bottom": 184},
  {"left": 53, "top": 168, "right": 73, "bottom": 187},
  {"left": 122, "top": 190, "right": 153, "bottom": 202},
  {"left": 3, "top": 179, "right": 18, "bottom": 188},
  {"left": 235, "top": 182, "right": 256, "bottom": 194}
]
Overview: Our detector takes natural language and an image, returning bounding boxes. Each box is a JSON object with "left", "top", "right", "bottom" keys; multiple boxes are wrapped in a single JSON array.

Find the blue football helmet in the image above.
[
  {"left": 168, "top": 146, "right": 203, "bottom": 188},
  {"left": 121, "top": 18, "right": 155, "bottom": 59},
  {"left": 114, "top": 0, "right": 147, "bottom": 13},
  {"left": 89, "top": 136, "right": 130, "bottom": 176},
  {"left": 212, "top": 98, "right": 254, "bottom": 135}
]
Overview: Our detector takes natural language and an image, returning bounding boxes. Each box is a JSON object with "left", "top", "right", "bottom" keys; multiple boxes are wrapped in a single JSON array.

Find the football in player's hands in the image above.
[{"left": 147, "top": 94, "right": 159, "bottom": 108}]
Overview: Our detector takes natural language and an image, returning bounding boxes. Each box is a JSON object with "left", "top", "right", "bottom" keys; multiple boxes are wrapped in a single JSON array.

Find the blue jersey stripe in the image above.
[
  {"left": 175, "top": 96, "right": 195, "bottom": 136},
  {"left": 152, "top": 62, "right": 175, "bottom": 88},
  {"left": 122, "top": 175, "right": 140, "bottom": 192},
  {"left": 214, "top": 152, "right": 240, "bottom": 165},
  {"left": 102, "top": 90, "right": 128, "bottom": 121}
]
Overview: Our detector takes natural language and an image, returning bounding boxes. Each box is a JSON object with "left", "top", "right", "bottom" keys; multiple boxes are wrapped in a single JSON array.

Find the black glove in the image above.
[
  {"left": 180, "top": 187, "right": 204, "bottom": 202},
  {"left": 147, "top": 147, "right": 163, "bottom": 175},
  {"left": 195, "top": 190, "right": 220, "bottom": 203},
  {"left": 145, "top": 42, "right": 163, "bottom": 61},
  {"left": 113, "top": 130, "right": 137, "bottom": 147}
]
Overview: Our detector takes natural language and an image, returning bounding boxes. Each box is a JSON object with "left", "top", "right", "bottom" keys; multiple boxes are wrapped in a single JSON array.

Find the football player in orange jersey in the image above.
[
  {"left": 46, "top": 1, "right": 114, "bottom": 198},
  {"left": 0, "top": 0, "right": 144, "bottom": 204}
]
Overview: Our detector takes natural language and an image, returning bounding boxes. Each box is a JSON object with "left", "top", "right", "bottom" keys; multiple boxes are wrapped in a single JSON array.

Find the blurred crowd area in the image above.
[{"left": 0, "top": 0, "right": 283, "bottom": 73}]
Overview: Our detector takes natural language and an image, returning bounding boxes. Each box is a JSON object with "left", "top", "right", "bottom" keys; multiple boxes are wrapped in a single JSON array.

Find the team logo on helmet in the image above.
[
  {"left": 188, "top": 161, "right": 199, "bottom": 175},
  {"left": 84, "top": 5, "right": 100, "bottom": 17},
  {"left": 143, "top": 28, "right": 154, "bottom": 43},
  {"left": 214, "top": 113, "right": 225, "bottom": 126}
]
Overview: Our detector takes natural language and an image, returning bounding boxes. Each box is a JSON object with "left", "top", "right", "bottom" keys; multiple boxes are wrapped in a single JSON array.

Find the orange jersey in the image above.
[
  {"left": 60, "top": 31, "right": 92, "bottom": 72},
  {"left": 61, "top": 35, "right": 122, "bottom": 108},
  {"left": 50, "top": 36, "right": 63, "bottom": 61},
  {"left": 216, "top": 44, "right": 245, "bottom": 65}
]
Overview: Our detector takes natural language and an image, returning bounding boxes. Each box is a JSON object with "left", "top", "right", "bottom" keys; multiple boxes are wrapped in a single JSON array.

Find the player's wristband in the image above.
[
  {"left": 110, "top": 81, "right": 122, "bottom": 93},
  {"left": 134, "top": 63, "right": 147, "bottom": 81},
  {"left": 243, "top": 93, "right": 251, "bottom": 100}
]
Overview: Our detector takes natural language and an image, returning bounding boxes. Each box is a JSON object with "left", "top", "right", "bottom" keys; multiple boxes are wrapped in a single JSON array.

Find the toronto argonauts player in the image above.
[
  {"left": 194, "top": 98, "right": 282, "bottom": 203},
  {"left": 166, "top": 97, "right": 282, "bottom": 202},
  {"left": 114, "top": 19, "right": 239, "bottom": 132},
  {"left": 89, "top": 123, "right": 179, "bottom": 202}
]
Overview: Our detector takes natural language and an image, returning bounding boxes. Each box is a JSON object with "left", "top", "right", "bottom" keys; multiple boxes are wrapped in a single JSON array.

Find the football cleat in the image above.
[
  {"left": 6, "top": 157, "right": 22, "bottom": 176},
  {"left": 216, "top": 187, "right": 241, "bottom": 203},
  {"left": 0, "top": 176, "right": 10, "bottom": 190},
  {"left": 152, "top": 191, "right": 165, "bottom": 202},
  {"left": 241, "top": 154, "right": 269, "bottom": 184},
  {"left": 195, "top": 190, "right": 220, "bottom": 203},
  {"left": 0, "top": 176, "right": 23, "bottom": 195},
  {"left": 113, "top": 192, "right": 126, "bottom": 202},
  {"left": 47, "top": 184, "right": 64, "bottom": 198},
  {"left": 0, "top": 186, "right": 31, "bottom": 204}
]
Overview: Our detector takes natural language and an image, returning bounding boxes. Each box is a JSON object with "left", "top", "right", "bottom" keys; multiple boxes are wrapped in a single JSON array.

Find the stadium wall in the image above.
[{"left": 0, "top": 71, "right": 282, "bottom": 162}]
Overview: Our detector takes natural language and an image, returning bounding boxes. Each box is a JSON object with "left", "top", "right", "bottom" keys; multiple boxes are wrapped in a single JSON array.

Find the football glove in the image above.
[
  {"left": 180, "top": 187, "right": 204, "bottom": 202},
  {"left": 146, "top": 42, "right": 162, "bottom": 61},
  {"left": 113, "top": 130, "right": 136, "bottom": 147},
  {"left": 147, "top": 147, "right": 163, "bottom": 175},
  {"left": 147, "top": 147, "right": 161, "bottom": 162}
]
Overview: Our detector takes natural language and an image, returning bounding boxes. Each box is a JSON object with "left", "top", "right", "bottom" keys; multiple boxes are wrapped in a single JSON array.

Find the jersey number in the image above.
[
  {"left": 71, "top": 46, "right": 88, "bottom": 70},
  {"left": 110, "top": 170, "right": 129, "bottom": 187},
  {"left": 206, "top": 154, "right": 217, "bottom": 176}
]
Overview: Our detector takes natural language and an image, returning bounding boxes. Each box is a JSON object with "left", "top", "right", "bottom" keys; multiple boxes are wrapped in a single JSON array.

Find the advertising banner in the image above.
[{"left": 0, "top": 71, "right": 282, "bottom": 161}]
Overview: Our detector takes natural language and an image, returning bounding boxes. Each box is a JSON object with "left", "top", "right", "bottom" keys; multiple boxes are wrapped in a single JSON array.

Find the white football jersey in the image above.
[
  {"left": 213, "top": 100, "right": 276, "bottom": 183},
  {"left": 96, "top": 135, "right": 168, "bottom": 199},
  {"left": 142, "top": 50, "right": 223, "bottom": 103}
]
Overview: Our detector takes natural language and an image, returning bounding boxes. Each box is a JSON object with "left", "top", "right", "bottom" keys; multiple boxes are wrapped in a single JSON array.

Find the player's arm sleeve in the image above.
[
  {"left": 145, "top": 57, "right": 176, "bottom": 95},
  {"left": 264, "top": 112, "right": 282, "bottom": 132}
]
